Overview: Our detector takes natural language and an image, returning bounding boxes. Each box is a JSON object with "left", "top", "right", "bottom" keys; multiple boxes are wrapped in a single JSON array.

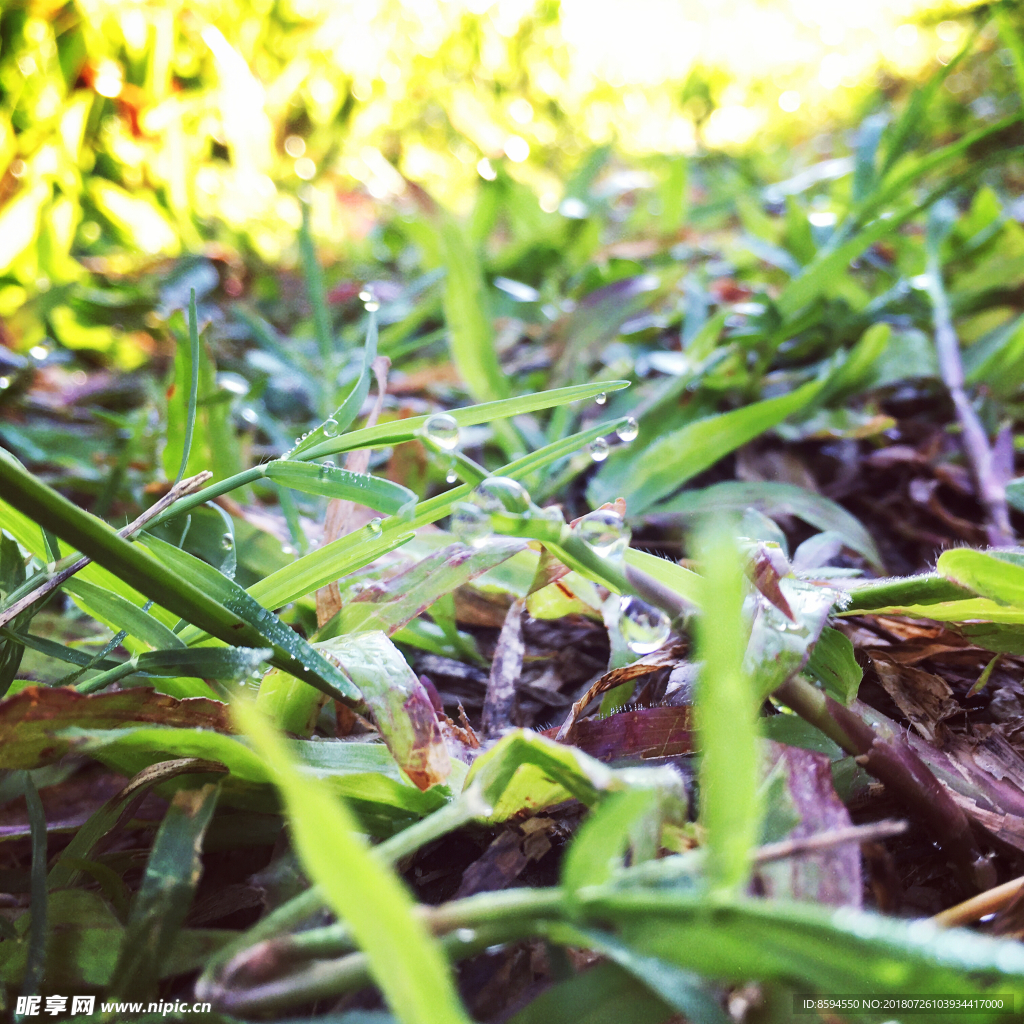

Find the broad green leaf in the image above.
[
  {"left": 63, "top": 578, "right": 184, "bottom": 651},
  {"left": 265, "top": 460, "right": 415, "bottom": 516},
  {"left": 805, "top": 627, "right": 862, "bottom": 705},
  {"left": 108, "top": 781, "right": 221, "bottom": 999},
  {"left": 465, "top": 729, "right": 683, "bottom": 824},
  {"left": 693, "top": 523, "right": 758, "bottom": 893},
  {"left": 234, "top": 701, "right": 473, "bottom": 1024},
  {"left": 842, "top": 573, "right": 975, "bottom": 612},
  {"left": 589, "top": 379, "right": 824, "bottom": 513}
]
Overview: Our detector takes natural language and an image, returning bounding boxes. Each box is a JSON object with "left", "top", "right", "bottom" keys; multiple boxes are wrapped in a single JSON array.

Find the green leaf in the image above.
[
  {"left": 63, "top": 578, "right": 184, "bottom": 651},
  {"left": 805, "top": 627, "right": 862, "bottom": 705},
  {"left": 562, "top": 789, "right": 660, "bottom": 894},
  {"left": 108, "top": 781, "right": 221, "bottom": 999},
  {"left": 137, "top": 645, "right": 272, "bottom": 680},
  {"left": 438, "top": 215, "right": 508, "bottom": 404},
  {"left": 659, "top": 482, "right": 883, "bottom": 568},
  {"left": 589, "top": 379, "right": 824, "bottom": 513},
  {"left": 937, "top": 548, "right": 1024, "bottom": 607},
  {"left": 507, "top": 961, "right": 676, "bottom": 1024},
  {"left": 137, "top": 533, "right": 361, "bottom": 703},
  {"left": 693, "top": 523, "right": 758, "bottom": 893},
  {"left": 234, "top": 701, "right": 473, "bottom": 1024},
  {"left": 265, "top": 461, "right": 415, "bottom": 515}
]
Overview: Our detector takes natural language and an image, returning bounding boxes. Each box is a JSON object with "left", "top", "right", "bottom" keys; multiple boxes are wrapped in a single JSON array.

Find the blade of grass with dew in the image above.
[
  {"left": 137, "top": 533, "right": 360, "bottom": 701},
  {"left": 171, "top": 414, "right": 633, "bottom": 649},
  {"left": 143, "top": 381, "right": 630, "bottom": 531},
  {"left": 234, "top": 701, "right": 473, "bottom": 1024},
  {"left": 265, "top": 461, "right": 415, "bottom": 516},
  {"left": 693, "top": 520, "right": 759, "bottom": 893},
  {"left": 0, "top": 448, "right": 357, "bottom": 702},
  {"left": 107, "top": 781, "right": 221, "bottom": 999}
]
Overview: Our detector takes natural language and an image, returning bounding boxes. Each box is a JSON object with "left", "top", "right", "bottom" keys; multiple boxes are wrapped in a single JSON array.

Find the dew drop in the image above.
[
  {"left": 471, "top": 476, "right": 531, "bottom": 515},
  {"left": 367, "top": 517, "right": 383, "bottom": 536},
  {"left": 616, "top": 416, "right": 639, "bottom": 443},
  {"left": 619, "top": 595, "right": 671, "bottom": 654},
  {"left": 282, "top": 544, "right": 296, "bottom": 555},
  {"left": 574, "top": 509, "right": 630, "bottom": 560},
  {"left": 452, "top": 502, "right": 492, "bottom": 547},
  {"left": 220, "top": 532, "right": 234, "bottom": 551},
  {"left": 364, "top": 300, "right": 380, "bottom": 312},
  {"left": 322, "top": 458, "right": 336, "bottom": 470},
  {"left": 423, "top": 412, "right": 460, "bottom": 451},
  {"left": 0, "top": 377, "right": 10, "bottom": 391},
  {"left": 589, "top": 437, "right": 610, "bottom": 462},
  {"left": 595, "top": 392, "right": 607, "bottom": 405},
  {"left": 446, "top": 469, "right": 458, "bottom": 484},
  {"left": 29, "top": 344, "right": 50, "bottom": 361},
  {"left": 455, "top": 928, "right": 477, "bottom": 943},
  {"left": 358, "top": 290, "right": 372, "bottom": 302},
  {"left": 323, "top": 417, "right": 339, "bottom": 438}
]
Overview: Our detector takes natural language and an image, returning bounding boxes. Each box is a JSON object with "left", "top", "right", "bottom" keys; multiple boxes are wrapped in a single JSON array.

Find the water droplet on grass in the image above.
[
  {"left": 424, "top": 412, "right": 460, "bottom": 450},
  {"left": 452, "top": 503, "right": 492, "bottom": 547},
  {"left": 617, "top": 416, "right": 638, "bottom": 443},
  {"left": 471, "top": 476, "right": 531, "bottom": 515},
  {"left": 589, "top": 438, "right": 609, "bottom": 462},
  {"left": 368, "top": 517, "right": 383, "bottom": 536},
  {"left": 574, "top": 509, "right": 630, "bottom": 560},
  {"left": 619, "top": 595, "right": 671, "bottom": 654},
  {"left": 220, "top": 533, "right": 234, "bottom": 551},
  {"left": 595, "top": 392, "right": 607, "bottom": 405},
  {"left": 323, "top": 417, "right": 339, "bottom": 437}
]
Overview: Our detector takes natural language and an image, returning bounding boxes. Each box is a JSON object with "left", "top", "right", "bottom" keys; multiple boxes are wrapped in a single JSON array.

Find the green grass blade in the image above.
[
  {"left": 234, "top": 701, "right": 473, "bottom": 1024},
  {"left": 174, "top": 289, "right": 201, "bottom": 486},
  {"left": 47, "top": 758, "right": 229, "bottom": 891},
  {"left": 266, "top": 461, "right": 415, "bottom": 516},
  {"left": 137, "top": 645, "right": 272, "bottom": 679},
  {"left": 693, "top": 521, "right": 759, "bottom": 893},
  {"left": 299, "top": 380, "right": 628, "bottom": 463},
  {"left": 0, "top": 448, "right": 355, "bottom": 701},
  {"left": 107, "top": 781, "right": 221, "bottom": 998},
  {"left": 589, "top": 379, "right": 824, "bottom": 513},
  {"left": 438, "top": 215, "right": 507, "bottom": 404},
  {"left": 300, "top": 201, "right": 336, "bottom": 416},
  {"left": 64, "top": 578, "right": 185, "bottom": 650},
  {"left": 20, "top": 772, "right": 48, "bottom": 1010}
]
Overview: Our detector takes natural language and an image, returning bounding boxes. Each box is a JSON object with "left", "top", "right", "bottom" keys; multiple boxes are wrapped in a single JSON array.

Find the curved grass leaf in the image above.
[
  {"left": 63, "top": 578, "right": 184, "bottom": 651},
  {"left": 136, "top": 645, "right": 272, "bottom": 679},
  {"left": 234, "top": 701, "right": 473, "bottom": 1024},
  {"left": 48, "top": 757, "right": 229, "bottom": 891}
]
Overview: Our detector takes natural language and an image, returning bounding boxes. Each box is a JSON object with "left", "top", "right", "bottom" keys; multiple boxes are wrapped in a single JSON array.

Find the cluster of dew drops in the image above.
[{"left": 427, "top": 391, "right": 667, "bottom": 657}]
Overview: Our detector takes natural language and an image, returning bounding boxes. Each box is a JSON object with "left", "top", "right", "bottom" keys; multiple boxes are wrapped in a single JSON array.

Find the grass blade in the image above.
[
  {"left": 107, "top": 781, "right": 221, "bottom": 998},
  {"left": 234, "top": 701, "right": 473, "bottom": 1024},
  {"left": 694, "top": 521, "right": 759, "bottom": 893}
]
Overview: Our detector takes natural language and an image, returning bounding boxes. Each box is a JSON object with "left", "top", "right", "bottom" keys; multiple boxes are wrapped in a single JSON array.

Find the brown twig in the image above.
[
  {"left": 0, "top": 471, "right": 213, "bottom": 629},
  {"left": 753, "top": 819, "right": 907, "bottom": 865},
  {"left": 926, "top": 253, "right": 1014, "bottom": 546},
  {"left": 931, "top": 873, "right": 1024, "bottom": 929}
]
